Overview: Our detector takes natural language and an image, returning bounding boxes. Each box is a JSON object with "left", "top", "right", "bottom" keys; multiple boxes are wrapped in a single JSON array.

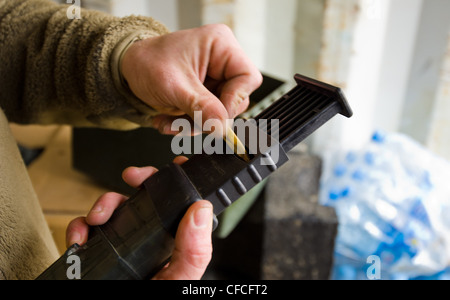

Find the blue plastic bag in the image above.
[{"left": 320, "top": 131, "right": 450, "bottom": 280}]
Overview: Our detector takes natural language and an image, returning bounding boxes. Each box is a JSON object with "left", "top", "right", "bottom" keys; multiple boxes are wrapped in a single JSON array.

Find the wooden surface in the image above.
[{"left": 24, "top": 126, "right": 110, "bottom": 254}]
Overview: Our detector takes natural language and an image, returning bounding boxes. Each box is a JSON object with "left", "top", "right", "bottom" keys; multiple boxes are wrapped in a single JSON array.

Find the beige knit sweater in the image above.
[{"left": 0, "top": 0, "right": 169, "bottom": 279}]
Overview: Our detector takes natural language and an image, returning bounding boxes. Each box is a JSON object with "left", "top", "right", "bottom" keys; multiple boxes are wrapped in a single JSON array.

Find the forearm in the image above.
[{"left": 0, "top": 0, "right": 169, "bottom": 129}]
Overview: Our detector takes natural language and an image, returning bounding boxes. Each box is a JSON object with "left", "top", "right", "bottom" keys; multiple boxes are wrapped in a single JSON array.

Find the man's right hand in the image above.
[{"left": 121, "top": 24, "right": 263, "bottom": 136}]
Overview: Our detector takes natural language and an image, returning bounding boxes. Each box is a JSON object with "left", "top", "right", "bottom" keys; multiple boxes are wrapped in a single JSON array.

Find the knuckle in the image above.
[
  {"left": 99, "top": 192, "right": 122, "bottom": 202},
  {"left": 203, "top": 23, "right": 234, "bottom": 38},
  {"left": 231, "top": 91, "right": 250, "bottom": 116},
  {"left": 254, "top": 71, "right": 264, "bottom": 87},
  {"left": 215, "top": 23, "right": 233, "bottom": 34},
  {"left": 67, "top": 217, "right": 84, "bottom": 229},
  {"left": 184, "top": 248, "right": 213, "bottom": 271},
  {"left": 66, "top": 217, "right": 86, "bottom": 236}
]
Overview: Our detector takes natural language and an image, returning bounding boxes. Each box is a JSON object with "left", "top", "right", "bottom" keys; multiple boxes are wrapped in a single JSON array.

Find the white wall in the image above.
[
  {"left": 427, "top": 34, "right": 450, "bottom": 161},
  {"left": 109, "top": 0, "right": 148, "bottom": 17},
  {"left": 310, "top": 0, "right": 450, "bottom": 157},
  {"left": 311, "top": 0, "right": 384, "bottom": 152},
  {"left": 400, "top": 0, "right": 450, "bottom": 145},
  {"left": 146, "top": 0, "right": 179, "bottom": 31},
  {"left": 82, "top": 0, "right": 179, "bottom": 31},
  {"left": 200, "top": 0, "right": 298, "bottom": 81}
]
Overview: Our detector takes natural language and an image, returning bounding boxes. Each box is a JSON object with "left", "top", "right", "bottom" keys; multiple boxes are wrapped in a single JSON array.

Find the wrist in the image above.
[
  {"left": 111, "top": 31, "right": 159, "bottom": 118},
  {"left": 118, "top": 32, "right": 155, "bottom": 86}
]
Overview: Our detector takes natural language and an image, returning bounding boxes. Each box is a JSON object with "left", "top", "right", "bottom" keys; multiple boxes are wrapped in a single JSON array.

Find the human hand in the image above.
[
  {"left": 66, "top": 157, "right": 213, "bottom": 280},
  {"left": 121, "top": 24, "right": 263, "bottom": 136}
]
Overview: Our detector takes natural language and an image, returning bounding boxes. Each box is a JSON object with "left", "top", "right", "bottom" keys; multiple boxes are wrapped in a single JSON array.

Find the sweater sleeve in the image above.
[{"left": 0, "top": 0, "right": 169, "bottom": 129}]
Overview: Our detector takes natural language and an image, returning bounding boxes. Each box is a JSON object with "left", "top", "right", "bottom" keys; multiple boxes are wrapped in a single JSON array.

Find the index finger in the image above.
[{"left": 205, "top": 26, "right": 263, "bottom": 118}]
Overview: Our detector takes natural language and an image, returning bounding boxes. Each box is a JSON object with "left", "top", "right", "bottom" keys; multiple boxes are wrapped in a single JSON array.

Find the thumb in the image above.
[
  {"left": 152, "top": 201, "right": 213, "bottom": 280},
  {"left": 156, "top": 85, "right": 230, "bottom": 137},
  {"left": 182, "top": 82, "right": 230, "bottom": 137}
]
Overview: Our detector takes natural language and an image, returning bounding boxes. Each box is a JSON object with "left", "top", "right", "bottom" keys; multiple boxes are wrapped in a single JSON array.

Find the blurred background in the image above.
[
  {"left": 34, "top": 0, "right": 449, "bottom": 280},
  {"left": 70, "top": 0, "right": 450, "bottom": 161}
]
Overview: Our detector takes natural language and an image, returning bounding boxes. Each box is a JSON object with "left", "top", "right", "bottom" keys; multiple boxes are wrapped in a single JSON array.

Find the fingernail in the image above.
[
  {"left": 193, "top": 205, "right": 213, "bottom": 229},
  {"left": 232, "top": 92, "right": 248, "bottom": 117},
  {"left": 90, "top": 204, "right": 103, "bottom": 214}
]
